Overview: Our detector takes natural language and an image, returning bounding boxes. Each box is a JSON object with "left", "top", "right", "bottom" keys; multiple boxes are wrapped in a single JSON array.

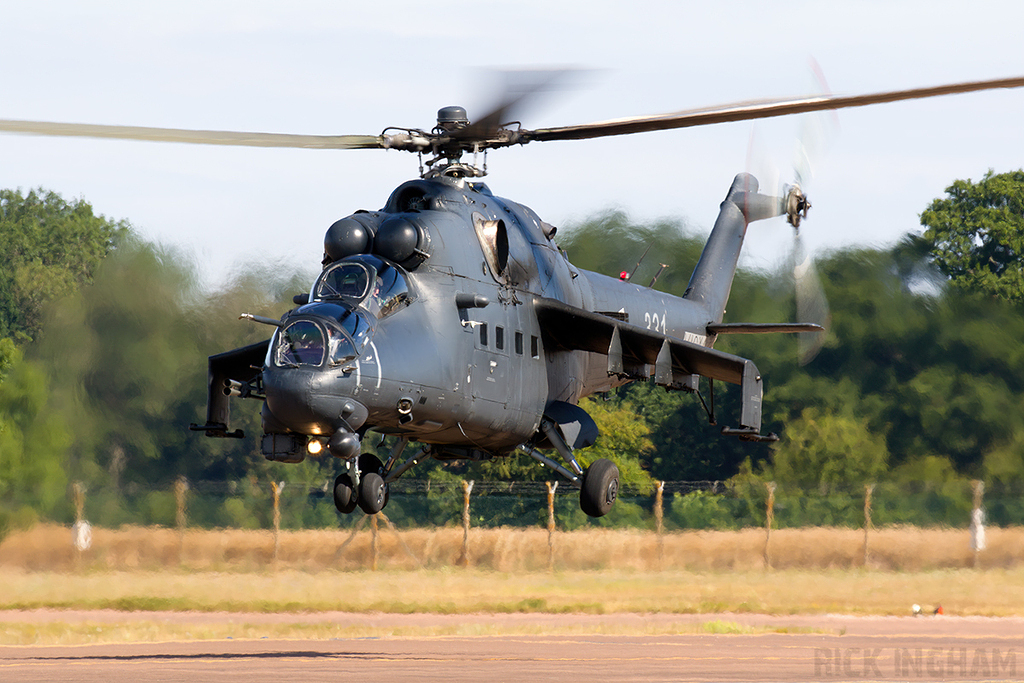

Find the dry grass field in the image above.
[
  {"left": 3, "top": 523, "right": 1023, "bottom": 573},
  {"left": 4, "top": 563, "right": 1023, "bottom": 616},
  {"left": 0, "top": 523, "right": 1022, "bottom": 620}
]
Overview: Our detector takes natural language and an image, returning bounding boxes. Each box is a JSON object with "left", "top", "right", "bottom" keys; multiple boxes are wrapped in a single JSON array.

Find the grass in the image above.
[
  {"left": 2, "top": 523, "right": 1024, "bottom": 645},
  {"left": 700, "top": 619, "right": 755, "bottom": 634},
  {"left": 5, "top": 523, "right": 1024, "bottom": 573},
  {"left": 0, "top": 616, "right": 815, "bottom": 646},
  {"left": 2, "top": 566, "right": 1023, "bottom": 617}
]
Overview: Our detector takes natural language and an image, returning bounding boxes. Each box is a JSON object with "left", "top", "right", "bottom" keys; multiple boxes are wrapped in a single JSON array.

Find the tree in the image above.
[
  {"left": 767, "top": 408, "right": 889, "bottom": 493},
  {"left": 31, "top": 237, "right": 315, "bottom": 492},
  {"left": 920, "top": 169, "right": 1024, "bottom": 301},
  {"left": 0, "top": 188, "right": 129, "bottom": 343},
  {"left": 577, "top": 396, "right": 657, "bottom": 490},
  {"left": 0, "top": 345, "right": 70, "bottom": 533},
  {"left": 556, "top": 210, "right": 705, "bottom": 296},
  {"left": 0, "top": 337, "right": 15, "bottom": 382}
]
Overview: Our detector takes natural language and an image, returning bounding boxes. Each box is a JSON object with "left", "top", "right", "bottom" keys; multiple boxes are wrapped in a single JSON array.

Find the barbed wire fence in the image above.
[{"left": 50, "top": 476, "right": 1020, "bottom": 571}]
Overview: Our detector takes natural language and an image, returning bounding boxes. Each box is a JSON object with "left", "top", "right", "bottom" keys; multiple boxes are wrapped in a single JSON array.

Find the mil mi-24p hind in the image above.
[
  {"left": 208, "top": 161, "right": 809, "bottom": 518},
  {"left": 4, "top": 74, "right": 1023, "bottom": 518}
]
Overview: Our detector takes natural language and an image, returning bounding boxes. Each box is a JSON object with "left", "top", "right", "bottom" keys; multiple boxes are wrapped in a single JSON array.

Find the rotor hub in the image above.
[{"left": 436, "top": 106, "right": 469, "bottom": 131}]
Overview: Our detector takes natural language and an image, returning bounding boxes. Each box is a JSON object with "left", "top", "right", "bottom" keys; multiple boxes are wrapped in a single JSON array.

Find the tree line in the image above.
[{"left": 2, "top": 171, "right": 1023, "bottom": 534}]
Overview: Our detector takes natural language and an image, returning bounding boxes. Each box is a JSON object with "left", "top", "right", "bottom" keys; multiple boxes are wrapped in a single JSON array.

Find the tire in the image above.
[
  {"left": 333, "top": 473, "right": 357, "bottom": 514},
  {"left": 579, "top": 458, "right": 619, "bottom": 518},
  {"left": 358, "top": 452, "right": 389, "bottom": 511},
  {"left": 358, "top": 472, "right": 387, "bottom": 514}
]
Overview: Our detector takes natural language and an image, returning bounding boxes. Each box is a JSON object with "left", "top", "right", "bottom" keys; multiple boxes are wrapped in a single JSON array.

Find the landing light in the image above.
[{"left": 307, "top": 439, "right": 324, "bottom": 455}]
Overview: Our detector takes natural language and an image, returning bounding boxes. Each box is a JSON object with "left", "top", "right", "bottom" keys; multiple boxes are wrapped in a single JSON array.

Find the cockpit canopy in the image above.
[
  {"left": 275, "top": 319, "right": 328, "bottom": 367},
  {"left": 273, "top": 308, "right": 373, "bottom": 369},
  {"left": 272, "top": 255, "right": 412, "bottom": 370},
  {"left": 312, "top": 254, "right": 411, "bottom": 318}
]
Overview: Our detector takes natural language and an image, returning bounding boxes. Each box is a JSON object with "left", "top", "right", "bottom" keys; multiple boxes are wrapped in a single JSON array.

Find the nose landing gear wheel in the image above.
[
  {"left": 333, "top": 473, "right": 357, "bottom": 514},
  {"left": 356, "top": 453, "right": 389, "bottom": 515},
  {"left": 358, "top": 472, "right": 387, "bottom": 514},
  {"left": 579, "top": 458, "right": 619, "bottom": 518}
]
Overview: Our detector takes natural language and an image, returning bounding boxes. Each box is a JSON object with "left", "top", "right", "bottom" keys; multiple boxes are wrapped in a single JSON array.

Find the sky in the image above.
[{"left": 2, "top": 1, "right": 1023, "bottom": 291}]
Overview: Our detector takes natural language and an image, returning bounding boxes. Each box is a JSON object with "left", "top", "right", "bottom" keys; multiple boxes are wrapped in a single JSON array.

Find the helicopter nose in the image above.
[{"left": 263, "top": 367, "right": 368, "bottom": 435}]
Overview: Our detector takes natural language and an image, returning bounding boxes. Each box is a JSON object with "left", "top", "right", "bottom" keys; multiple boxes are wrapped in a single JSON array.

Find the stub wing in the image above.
[
  {"left": 189, "top": 339, "right": 270, "bottom": 438},
  {"left": 534, "top": 297, "right": 767, "bottom": 436}
]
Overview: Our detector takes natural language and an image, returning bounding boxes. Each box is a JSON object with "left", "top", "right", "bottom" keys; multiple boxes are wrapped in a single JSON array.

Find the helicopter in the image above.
[{"left": 4, "top": 74, "right": 1023, "bottom": 517}]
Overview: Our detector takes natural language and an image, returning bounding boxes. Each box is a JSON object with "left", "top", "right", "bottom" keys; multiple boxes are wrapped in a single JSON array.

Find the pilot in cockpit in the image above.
[{"left": 366, "top": 276, "right": 385, "bottom": 316}]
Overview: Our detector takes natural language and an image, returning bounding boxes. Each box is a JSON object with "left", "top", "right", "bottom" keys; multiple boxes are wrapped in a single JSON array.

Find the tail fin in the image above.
[{"left": 683, "top": 173, "right": 787, "bottom": 321}]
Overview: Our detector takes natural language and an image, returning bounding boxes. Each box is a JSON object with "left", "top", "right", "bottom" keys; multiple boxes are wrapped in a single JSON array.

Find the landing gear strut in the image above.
[{"left": 519, "top": 414, "right": 621, "bottom": 518}]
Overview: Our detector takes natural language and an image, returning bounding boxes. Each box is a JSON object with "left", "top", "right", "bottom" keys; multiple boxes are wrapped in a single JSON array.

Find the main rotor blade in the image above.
[
  {"left": 524, "top": 75, "right": 1024, "bottom": 142},
  {"left": 454, "top": 69, "right": 575, "bottom": 140},
  {"left": 0, "top": 119, "right": 386, "bottom": 150}
]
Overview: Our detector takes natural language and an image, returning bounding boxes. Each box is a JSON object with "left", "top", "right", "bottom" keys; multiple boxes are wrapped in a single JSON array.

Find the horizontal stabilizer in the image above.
[{"left": 707, "top": 322, "right": 824, "bottom": 335}]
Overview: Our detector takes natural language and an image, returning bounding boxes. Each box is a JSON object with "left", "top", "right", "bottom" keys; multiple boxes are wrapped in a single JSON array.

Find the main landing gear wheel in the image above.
[
  {"left": 333, "top": 473, "right": 357, "bottom": 514},
  {"left": 357, "top": 453, "right": 388, "bottom": 515},
  {"left": 579, "top": 458, "right": 619, "bottom": 518}
]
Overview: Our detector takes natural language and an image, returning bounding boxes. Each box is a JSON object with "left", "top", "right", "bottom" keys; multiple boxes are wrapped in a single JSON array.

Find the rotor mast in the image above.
[{"left": 383, "top": 105, "right": 525, "bottom": 179}]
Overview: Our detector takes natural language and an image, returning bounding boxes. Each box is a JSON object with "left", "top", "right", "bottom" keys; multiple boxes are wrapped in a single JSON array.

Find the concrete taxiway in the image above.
[{"left": 1, "top": 612, "right": 1021, "bottom": 682}]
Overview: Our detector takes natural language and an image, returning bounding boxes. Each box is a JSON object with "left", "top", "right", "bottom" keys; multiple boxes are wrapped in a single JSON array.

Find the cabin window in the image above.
[
  {"left": 514, "top": 331, "right": 524, "bottom": 355},
  {"left": 531, "top": 335, "right": 540, "bottom": 359},
  {"left": 479, "top": 323, "right": 488, "bottom": 347},
  {"left": 495, "top": 326, "right": 505, "bottom": 351}
]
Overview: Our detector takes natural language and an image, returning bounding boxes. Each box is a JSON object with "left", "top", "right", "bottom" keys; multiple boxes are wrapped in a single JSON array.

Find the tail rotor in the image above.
[{"left": 747, "top": 59, "right": 837, "bottom": 364}]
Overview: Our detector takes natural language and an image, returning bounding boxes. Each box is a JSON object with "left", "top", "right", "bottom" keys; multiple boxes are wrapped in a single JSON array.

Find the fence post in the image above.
[
  {"left": 763, "top": 482, "right": 776, "bottom": 570},
  {"left": 175, "top": 476, "right": 189, "bottom": 565},
  {"left": 654, "top": 481, "right": 665, "bottom": 566},
  {"left": 971, "top": 480, "right": 986, "bottom": 569},
  {"left": 546, "top": 481, "right": 558, "bottom": 571},
  {"left": 271, "top": 481, "right": 285, "bottom": 564},
  {"left": 457, "top": 480, "right": 474, "bottom": 567},
  {"left": 73, "top": 482, "right": 85, "bottom": 525},
  {"left": 863, "top": 483, "right": 874, "bottom": 567},
  {"left": 71, "top": 482, "right": 90, "bottom": 570}
]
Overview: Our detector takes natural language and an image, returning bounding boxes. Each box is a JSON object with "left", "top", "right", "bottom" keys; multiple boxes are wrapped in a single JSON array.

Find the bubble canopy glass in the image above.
[
  {"left": 272, "top": 256, "right": 412, "bottom": 369},
  {"left": 312, "top": 254, "right": 411, "bottom": 318}
]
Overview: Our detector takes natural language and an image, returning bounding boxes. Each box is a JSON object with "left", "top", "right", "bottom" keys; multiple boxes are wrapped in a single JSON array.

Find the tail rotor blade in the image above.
[
  {"left": 791, "top": 59, "right": 840, "bottom": 189},
  {"left": 793, "top": 231, "right": 830, "bottom": 365}
]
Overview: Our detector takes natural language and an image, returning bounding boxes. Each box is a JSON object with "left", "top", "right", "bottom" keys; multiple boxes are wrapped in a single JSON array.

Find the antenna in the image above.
[
  {"left": 649, "top": 263, "right": 668, "bottom": 288},
  {"left": 625, "top": 243, "right": 654, "bottom": 282}
]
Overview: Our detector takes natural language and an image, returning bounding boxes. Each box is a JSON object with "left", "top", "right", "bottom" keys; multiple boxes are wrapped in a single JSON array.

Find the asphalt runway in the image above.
[{"left": 1, "top": 612, "right": 1022, "bottom": 682}]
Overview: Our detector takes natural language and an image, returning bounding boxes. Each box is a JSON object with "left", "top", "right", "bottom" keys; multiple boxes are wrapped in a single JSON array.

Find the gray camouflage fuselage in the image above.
[{"left": 256, "top": 172, "right": 775, "bottom": 455}]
